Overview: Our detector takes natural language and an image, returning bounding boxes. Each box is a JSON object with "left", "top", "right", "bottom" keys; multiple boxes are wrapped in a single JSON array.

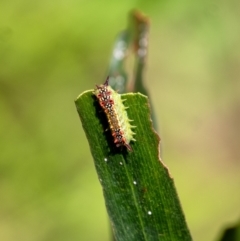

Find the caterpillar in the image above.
[{"left": 94, "top": 77, "right": 136, "bottom": 151}]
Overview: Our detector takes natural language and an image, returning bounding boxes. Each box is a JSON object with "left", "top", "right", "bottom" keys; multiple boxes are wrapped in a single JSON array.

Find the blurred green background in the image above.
[{"left": 1, "top": 1, "right": 240, "bottom": 241}]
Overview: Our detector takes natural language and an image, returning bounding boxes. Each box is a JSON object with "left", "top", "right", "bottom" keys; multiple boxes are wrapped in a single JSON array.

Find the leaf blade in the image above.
[{"left": 75, "top": 91, "right": 192, "bottom": 241}]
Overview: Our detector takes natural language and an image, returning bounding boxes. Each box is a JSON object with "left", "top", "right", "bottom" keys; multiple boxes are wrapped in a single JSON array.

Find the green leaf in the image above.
[
  {"left": 75, "top": 90, "right": 192, "bottom": 241},
  {"left": 218, "top": 221, "right": 240, "bottom": 241},
  {"left": 130, "top": 10, "right": 158, "bottom": 131},
  {"left": 107, "top": 30, "right": 130, "bottom": 93},
  {"left": 107, "top": 10, "right": 158, "bottom": 133}
]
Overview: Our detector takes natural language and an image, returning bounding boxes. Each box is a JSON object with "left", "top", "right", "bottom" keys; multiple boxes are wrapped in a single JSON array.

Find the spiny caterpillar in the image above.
[{"left": 94, "top": 77, "right": 136, "bottom": 151}]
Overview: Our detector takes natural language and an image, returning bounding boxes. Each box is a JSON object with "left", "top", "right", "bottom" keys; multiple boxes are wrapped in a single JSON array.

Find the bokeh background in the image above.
[{"left": 1, "top": 1, "right": 240, "bottom": 241}]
